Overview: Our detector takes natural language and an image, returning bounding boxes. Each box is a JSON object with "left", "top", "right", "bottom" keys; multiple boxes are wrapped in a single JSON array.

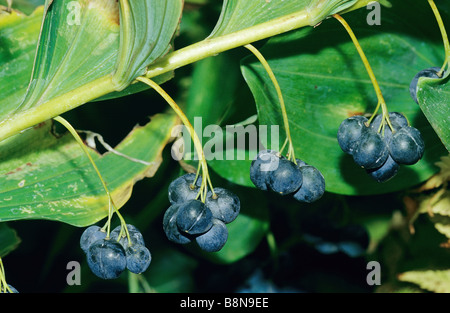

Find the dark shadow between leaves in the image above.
[{"left": 338, "top": 152, "right": 422, "bottom": 195}]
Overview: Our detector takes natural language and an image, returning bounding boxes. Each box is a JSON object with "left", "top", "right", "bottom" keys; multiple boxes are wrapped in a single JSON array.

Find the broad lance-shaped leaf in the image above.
[
  {"left": 209, "top": 0, "right": 359, "bottom": 38},
  {"left": 16, "top": 0, "right": 120, "bottom": 112},
  {"left": 416, "top": 68, "right": 450, "bottom": 152},
  {"left": 0, "top": 6, "right": 43, "bottom": 118},
  {"left": 0, "top": 0, "right": 181, "bottom": 143},
  {"left": 112, "top": 0, "right": 183, "bottom": 91},
  {"left": 0, "top": 113, "right": 178, "bottom": 227},
  {"left": 241, "top": 0, "right": 448, "bottom": 195},
  {"left": 144, "top": 0, "right": 381, "bottom": 79}
]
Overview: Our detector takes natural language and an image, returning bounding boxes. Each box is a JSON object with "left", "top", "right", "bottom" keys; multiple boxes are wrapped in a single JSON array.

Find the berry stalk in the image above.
[
  {"left": 0, "top": 258, "right": 12, "bottom": 293},
  {"left": 136, "top": 76, "right": 214, "bottom": 202},
  {"left": 53, "top": 116, "right": 131, "bottom": 243},
  {"left": 333, "top": 14, "right": 394, "bottom": 134},
  {"left": 428, "top": 0, "right": 450, "bottom": 76},
  {"left": 244, "top": 44, "right": 296, "bottom": 163}
]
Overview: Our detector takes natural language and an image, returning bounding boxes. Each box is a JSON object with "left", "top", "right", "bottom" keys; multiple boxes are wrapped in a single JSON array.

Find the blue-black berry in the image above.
[
  {"left": 110, "top": 224, "right": 145, "bottom": 250},
  {"left": 267, "top": 158, "right": 303, "bottom": 195},
  {"left": 86, "top": 239, "right": 127, "bottom": 280},
  {"left": 163, "top": 203, "right": 192, "bottom": 244},
  {"left": 125, "top": 244, "right": 152, "bottom": 274},
  {"left": 352, "top": 130, "right": 389, "bottom": 169},
  {"left": 168, "top": 173, "right": 202, "bottom": 204},
  {"left": 195, "top": 218, "right": 228, "bottom": 252},
  {"left": 337, "top": 115, "right": 368, "bottom": 155},
  {"left": 366, "top": 155, "right": 399, "bottom": 183},
  {"left": 293, "top": 165, "right": 325, "bottom": 203},
  {"left": 176, "top": 199, "right": 213, "bottom": 235},
  {"left": 250, "top": 150, "right": 282, "bottom": 191},
  {"left": 205, "top": 187, "right": 240, "bottom": 224},
  {"left": 388, "top": 126, "right": 425, "bottom": 165},
  {"left": 80, "top": 225, "right": 107, "bottom": 254}
]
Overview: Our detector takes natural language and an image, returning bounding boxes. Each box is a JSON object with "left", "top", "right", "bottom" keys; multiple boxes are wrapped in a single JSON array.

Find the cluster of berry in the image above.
[
  {"left": 337, "top": 112, "right": 424, "bottom": 182},
  {"left": 80, "top": 224, "right": 151, "bottom": 279},
  {"left": 250, "top": 150, "right": 325, "bottom": 203},
  {"left": 163, "top": 173, "right": 240, "bottom": 252}
]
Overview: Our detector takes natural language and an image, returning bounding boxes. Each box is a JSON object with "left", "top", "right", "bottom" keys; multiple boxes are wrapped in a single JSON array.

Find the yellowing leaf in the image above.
[{"left": 398, "top": 270, "right": 450, "bottom": 293}]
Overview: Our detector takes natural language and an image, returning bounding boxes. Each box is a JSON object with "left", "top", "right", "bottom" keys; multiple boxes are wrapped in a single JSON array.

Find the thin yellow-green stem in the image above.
[
  {"left": 244, "top": 44, "right": 296, "bottom": 162},
  {"left": 428, "top": 0, "right": 450, "bottom": 76},
  {"left": 53, "top": 116, "right": 130, "bottom": 242},
  {"left": 0, "top": 75, "right": 116, "bottom": 144},
  {"left": 145, "top": 9, "right": 311, "bottom": 80},
  {"left": 333, "top": 14, "right": 393, "bottom": 132},
  {"left": 0, "top": 258, "right": 12, "bottom": 293},
  {"left": 136, "top": 76, "right": 214, "bottom": 202}
]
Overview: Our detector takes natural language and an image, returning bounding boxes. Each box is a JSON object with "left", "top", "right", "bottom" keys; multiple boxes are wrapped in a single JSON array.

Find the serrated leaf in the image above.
[{"left": 398, "top": 269, "right": 450, "bottom": 293}]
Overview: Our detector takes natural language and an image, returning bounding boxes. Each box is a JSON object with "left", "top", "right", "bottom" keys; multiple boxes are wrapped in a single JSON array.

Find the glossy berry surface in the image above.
[
  {"left": 125, "top": 244, "right": 152, "bottom": 274},
  {"left": 163, "top": 203, "right": 192, "bottom": 244},
  {"left": 80, "top": 225, "right": 106, "bottom": 253},
  {"left": 176, "top": 199, "right": 213, "bottom": 235},
  {"left": 369, "top": 112, "right": 408, "bottom": 142},
  {"left": 86, "top": 239, "right": 127, "bottom": 280},
  {"left": 409, "top": 67, "right": 442, "bottom": 104},
  {"left": 110, "top": 224, "right": 145, "bottom": 250},
  {"left": 195, "top": 218, "right": 228, "bottom": 252},
  {"left": 366, "top": 155, "right": 399, "bottom": 183},
  {"left": 267, "top": 158, "right": 303, "bottom": 195},
  {"left": 352, "top": 130, "right": 389, "bottom": 169},
  {"left": 389, "top": 126, "right": 425, "bottom": 165},
  {"left": 250, "top": 150, "right": 281, "bottom": 190},
  {"left": 205, "top": 187, "right": 240, "bottom": 224},
  {"left": 337, "top": 115, "right": 368, "bottom": 155},
  {"left": 293, "top": 165, "right": 325, "bottom": 203},
  {"left": 168, "top": 173, "right": 202, "bottom": 204}
]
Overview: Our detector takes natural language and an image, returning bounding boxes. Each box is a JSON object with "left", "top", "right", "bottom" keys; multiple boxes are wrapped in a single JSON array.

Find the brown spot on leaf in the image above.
[{"left": 347, "top": 111, "right": 364, "bottom": 117}]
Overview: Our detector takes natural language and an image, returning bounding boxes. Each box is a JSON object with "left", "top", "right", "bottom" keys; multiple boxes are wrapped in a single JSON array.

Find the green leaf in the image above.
[
  {"left": 147, "top": 248, "right": 197, "bottom": 293},
  {"left": 0, "top": 0, "right": 180, "bottom": 143},
  {"left": 416, "top": 68, "right": 450, "bottom": 152},
  {"left": 112, "top": 0, "right": 183, "bottom": 90},
  {"left": 144, "top": 0, "right": 379, "bottom": 80},
  {"left": 0, "top": 223, "right": 20, "bottom": 257},
  {"left": 0, "top": 6, "right": 43, "bottom": 117},
  {"left": 0, "top": 113, "right": 178, "bottom": 227},
  {"left": 0, "top": 0, "right": 43, "bottom": 14},
  {"left": 398, "top": 269, "right": 450, "bottom": 293},
  {"left": 241, "top": 0, "right": 448, "bottom": 195},
  {"left": 209, "top": 0, "right": 359, "bottom": 38}
]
